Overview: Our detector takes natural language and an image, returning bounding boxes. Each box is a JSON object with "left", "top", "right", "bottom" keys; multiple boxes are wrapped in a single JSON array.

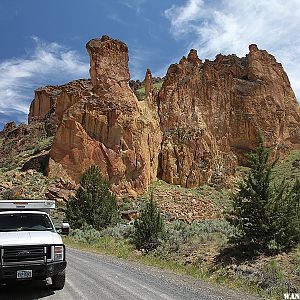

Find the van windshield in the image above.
[{"left": 0, "top": 213, "right": 54, "bottom": 232}]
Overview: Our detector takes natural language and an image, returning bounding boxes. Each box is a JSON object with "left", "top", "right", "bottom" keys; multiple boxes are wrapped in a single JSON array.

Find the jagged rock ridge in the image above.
[
  {"left": 158, "top": 44, "right": 300, "bottom": 187},
  {"left": 26, "top": 36, "right": 300, "bottom": 196}
]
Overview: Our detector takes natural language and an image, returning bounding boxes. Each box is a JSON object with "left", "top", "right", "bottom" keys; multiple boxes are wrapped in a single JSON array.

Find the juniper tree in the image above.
[
  {"left": 228, "top": 136, "right": 276, "bottom": 249},
  {"left": 228, "top": 135, "right": 300, "bottom": 252},
  {"left": 134, "top": 192, "right": 164, "bottom": 251},
  {"left": 270, "top": 178, "right": 300, "bottom": 249},
  {"left": 66, "top": 165, "right": 117, "bottom": 230}
]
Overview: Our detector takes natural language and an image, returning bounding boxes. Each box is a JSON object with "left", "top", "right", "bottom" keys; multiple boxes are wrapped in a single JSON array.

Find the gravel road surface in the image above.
[{"left": 0, "top": 247, "right": 260, "bottom": 300}]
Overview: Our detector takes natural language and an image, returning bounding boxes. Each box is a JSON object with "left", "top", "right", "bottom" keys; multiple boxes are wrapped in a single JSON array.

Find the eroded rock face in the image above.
[
  {"left": 158, "top": 49, "right": 236, "bottom": 187},
  {"left": 28, "top": 79, "right": 93, "bottom": 136},
  {"left": 158, "top": 45, "right": 300, "bottom": 187},
  {"left": 27, "top": 37, "right": 300, "bottom": 195},
  {"left": 86, "top": 36, "right": 130, "bottom": 91},
  {"left": 0, "top": 121, "right": 16, "bottom": 138},
  {"left": 46, "top": 36, "right": 161, "bottom": 197},
  {"left": 0, "top": 122, "right": 47, "bottom": 170}
]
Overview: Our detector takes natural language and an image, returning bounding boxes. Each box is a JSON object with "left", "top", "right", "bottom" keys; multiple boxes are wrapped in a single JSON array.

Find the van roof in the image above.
[
  {"left": 0, "top": 200, "right": 55, "bottom": 210},
  {"left": 0, "top": 211, "right": 48, "bottom": 215}
]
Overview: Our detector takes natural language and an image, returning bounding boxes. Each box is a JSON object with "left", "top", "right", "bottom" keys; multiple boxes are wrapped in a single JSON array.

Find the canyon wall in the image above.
[{"left": 28, "top": 37, "right": 300, "bottom": 195}]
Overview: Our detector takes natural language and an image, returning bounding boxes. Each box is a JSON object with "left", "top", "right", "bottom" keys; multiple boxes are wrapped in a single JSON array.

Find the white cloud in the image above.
[
  {"left": 165, "top": 0, "right": 204, "bottom": 37},
  {"left": 120, "top": 0, "right": 146, "bottom": 13},
  {"left": 0, "top": 37, "right": 89, "bottom": 125},
  {"left": 165, "top": 0, "right": 300, "bottom": 100},
  {"left": 107, "top": 13, "right": 127, "bottom": 25}
]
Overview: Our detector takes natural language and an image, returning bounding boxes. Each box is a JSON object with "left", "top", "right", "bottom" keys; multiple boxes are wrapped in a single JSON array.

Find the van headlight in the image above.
[{"left": 54, "top": 246, "right": 64, "bottom": 261}]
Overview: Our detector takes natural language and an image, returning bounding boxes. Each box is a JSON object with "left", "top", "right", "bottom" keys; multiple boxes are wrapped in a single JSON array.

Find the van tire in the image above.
[{"left": 51, "top": 270, "right": 65, "bottom": 290}]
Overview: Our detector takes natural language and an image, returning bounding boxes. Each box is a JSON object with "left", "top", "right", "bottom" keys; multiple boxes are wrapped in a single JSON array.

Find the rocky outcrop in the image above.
[
  {"left": 158, "top": 49, "right": 236, "bottom": 187},
  {"left": 158, "top": 45, "right": 300, "bottom": 187},
  {"left": 0, "top": 122, "right": 48, "bottom": 170},
  {"left": 21, "top": 152, "right": 49, "bottom": 175},
  {"left": 86, "top": 36, "right": 130, "bottom": 91},
  {"left": 28, "top": 79, "right": 93, "bottom": 136},
  {"left": 25, "top": 37, "right": 300, "bottom": 196},
  {"left": 45, "top": 36, "right": 161, "bottom": 197},
  {"left": 0, "top": 121, "right": 16, "bottom": 138},
  {"left": 46, "top": 178, "right": 76, "bottom": 203}
]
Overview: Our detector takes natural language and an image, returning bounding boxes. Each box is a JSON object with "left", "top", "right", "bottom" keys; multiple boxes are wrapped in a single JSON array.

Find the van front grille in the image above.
[{"left": 2, "top": 246, "right": 46, "bottom": 266}]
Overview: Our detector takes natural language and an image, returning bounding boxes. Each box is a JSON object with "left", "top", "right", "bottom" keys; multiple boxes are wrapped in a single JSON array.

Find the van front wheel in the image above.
[{"left": 51, "top": 270, "right": 65, "bottom": 290}]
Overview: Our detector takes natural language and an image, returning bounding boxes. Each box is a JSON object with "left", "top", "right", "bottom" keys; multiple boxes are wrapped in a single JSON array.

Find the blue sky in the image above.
[{"left": 0, "top": 0, "right": 299, "bottom": 128}]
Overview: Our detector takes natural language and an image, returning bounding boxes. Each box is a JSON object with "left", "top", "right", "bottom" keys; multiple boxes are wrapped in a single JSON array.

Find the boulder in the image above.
[{"left": 21, "top": 152, "right": 49, "bottom": 174}]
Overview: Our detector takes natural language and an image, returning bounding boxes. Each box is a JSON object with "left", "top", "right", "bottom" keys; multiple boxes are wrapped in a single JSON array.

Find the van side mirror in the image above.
[{"left": 57, "top": 223, "right": 70, "bottom": 235}]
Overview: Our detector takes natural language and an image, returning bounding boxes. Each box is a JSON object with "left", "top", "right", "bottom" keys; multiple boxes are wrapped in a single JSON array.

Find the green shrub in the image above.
[
  {"left": 134, "top": 193, "right": 164, "bottom": 251},
  {"left": 65, "top": 165, "right": 117, "bottom": 230},
  {"left": 161, "top": 220, "right": 190, "bottom": 252},
  {"left": 134, "top": 89, "right": 145, "bottom": 101},
  {"left": 189, "top": 220, "right": 237, "bottom": 237},
  {"left": 101, "top": 224, "right": 134, "bottom": 239},
  {"left": 272, "top": 150, "right": 300, "bottom": 185},
  {"left": 154, "top": 219, "right": 235, "bottom": 257},
  {"left": 33, "top": 136, "right": 54, "bottom": 154},
  {"left": 69, "top": 224, "right": 134, "bottom": 243},
  {"left": 269, "top": 179, "right": 300, "bottom": 250},
  {"left": 70, "top": 225, "right": 102, "bottom": 244},
  {"left": 162, "top": 219, "right": 235, "bottom": 245},
  {"left": 119, "top": 197, "right": 135, "bottom": 211}
]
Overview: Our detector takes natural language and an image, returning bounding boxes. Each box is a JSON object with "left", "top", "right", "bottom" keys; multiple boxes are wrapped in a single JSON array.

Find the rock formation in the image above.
[
  {"left": 144, "top": 68, "right": 153, "bottom": 100},
  {"left": 158, "top": 45, "right": 300, "bottom": 187},
  {"left": 26, "top": 37, "right": 300, "bottom": 196},
  {"left": 29, "top": 79, "right": 93, "bottom": 136},
  {"left": 0, "top": 121, "right": 16, "bottom": 137},
  {"left": 29, "top": 36, "right": 161, "bottom": 197}
]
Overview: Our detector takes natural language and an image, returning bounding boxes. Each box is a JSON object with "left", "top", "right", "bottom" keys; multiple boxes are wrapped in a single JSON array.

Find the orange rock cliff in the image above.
[{"left": 27, "top": 36, "right": 300, "bottom": 197}]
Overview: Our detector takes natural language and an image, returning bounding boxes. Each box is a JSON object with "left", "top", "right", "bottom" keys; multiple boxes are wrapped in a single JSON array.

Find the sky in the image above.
[{"left": 0, "top": 0, "right": 299, "bottom": 128}]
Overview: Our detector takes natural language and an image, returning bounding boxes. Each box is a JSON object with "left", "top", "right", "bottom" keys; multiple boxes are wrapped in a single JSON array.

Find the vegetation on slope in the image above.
[
  {"left": 65, "top": 145, "right": 300, "bottom": 300},
  {"left": 0, "top": 131, "right": 56, "bottom": 200},
  {"left": 272, "top": 150, "right": 300, "bottom": 185},
  {"left": 0, "top": 118, "right": 299, "bottom": 299},
  {"left": 134, "top": 81, "right": 163, "bottom": 101},
  {"left": 228, "top": 139, "right": 300, "bottom": 252}
]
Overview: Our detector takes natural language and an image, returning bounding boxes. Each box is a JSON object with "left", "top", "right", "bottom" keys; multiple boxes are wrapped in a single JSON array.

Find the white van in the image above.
[{"left": 0, "top": 200, "right": 69, "bottom": 290}]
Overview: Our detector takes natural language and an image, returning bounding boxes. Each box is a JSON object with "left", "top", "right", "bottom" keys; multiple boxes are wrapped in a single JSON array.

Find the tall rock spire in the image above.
[
  {"left": 144, "top": 68, "right": 153, "bottom": 100},
  {"left": 86, "top": 35, "right": 130, "bottom": 90}
]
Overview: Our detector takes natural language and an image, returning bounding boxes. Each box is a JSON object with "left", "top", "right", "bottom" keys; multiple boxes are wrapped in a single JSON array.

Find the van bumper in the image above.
[{"left": 0, "top": 261, "right": 66, "bottom": 281}]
